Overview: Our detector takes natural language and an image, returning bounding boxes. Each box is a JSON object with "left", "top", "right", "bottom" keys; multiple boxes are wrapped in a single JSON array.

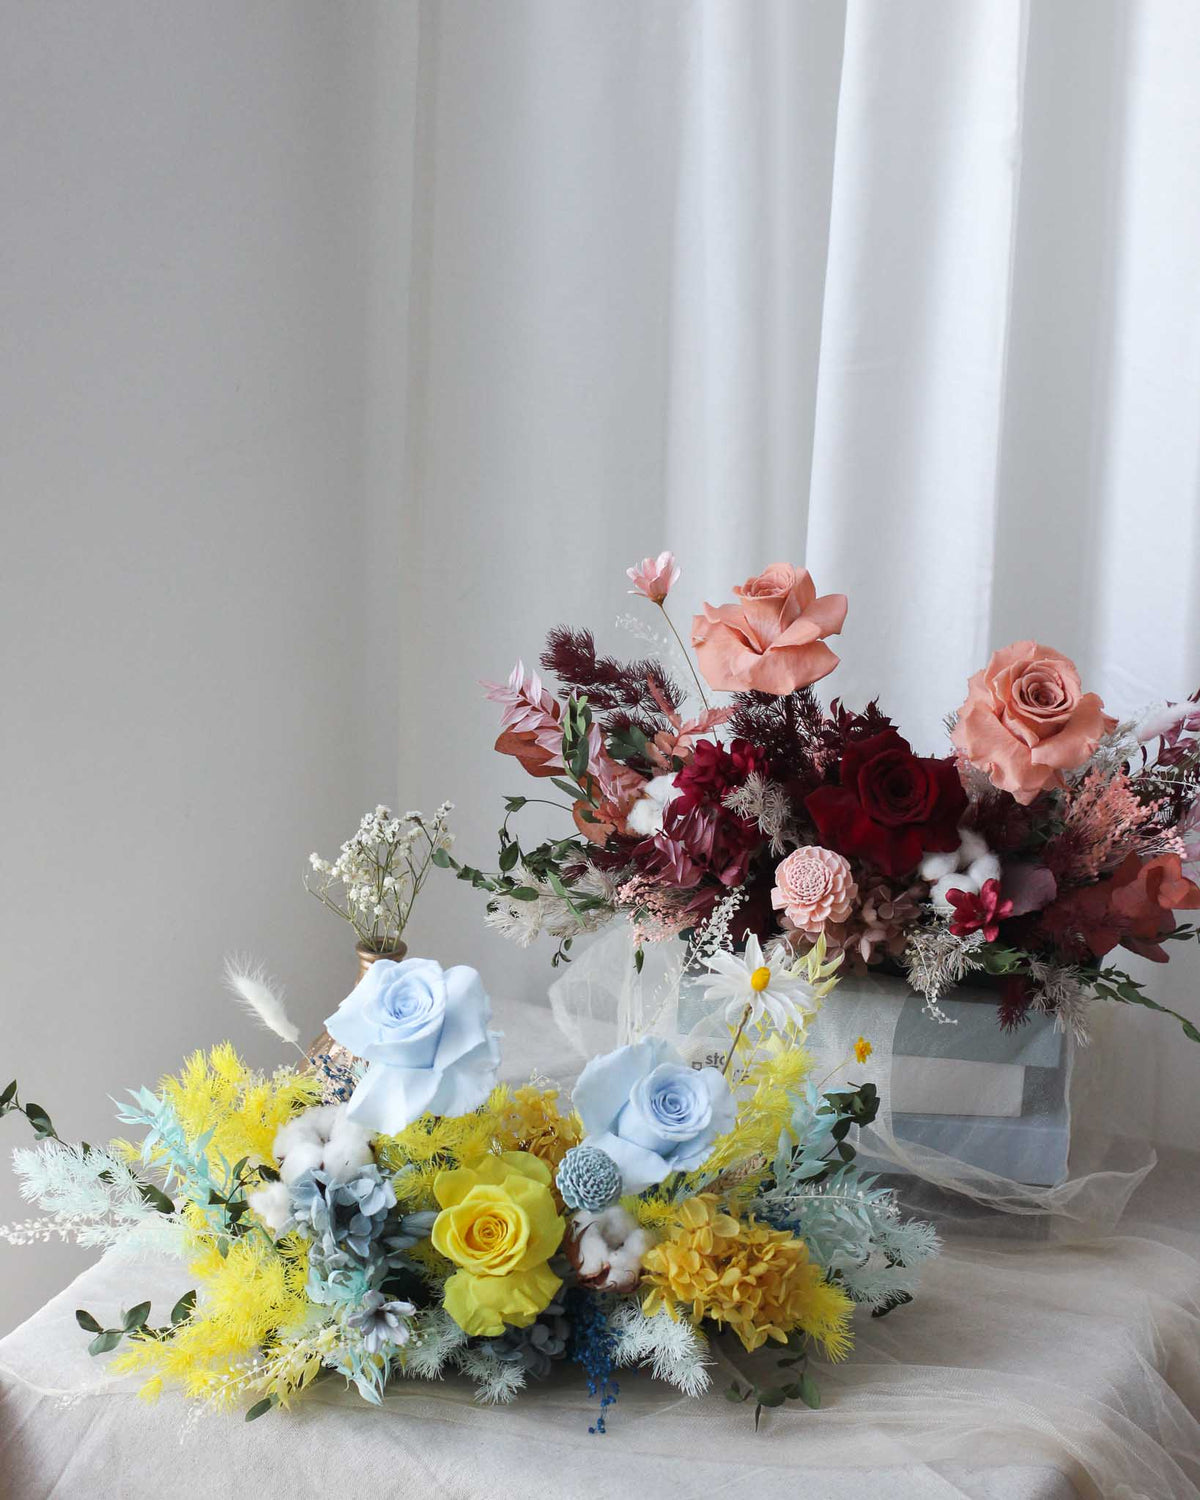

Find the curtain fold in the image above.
[{"left": 383, "top": 0, "right": 1200, "bottom": 1141}]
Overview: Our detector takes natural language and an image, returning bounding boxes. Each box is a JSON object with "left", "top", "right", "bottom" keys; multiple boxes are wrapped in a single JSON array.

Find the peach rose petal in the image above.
[
  {"left": 691, "top": 564, "right": 846, "bottom": 697},
  {"left": 951, "top": 642, "right": 1117, "bottom": 804}
]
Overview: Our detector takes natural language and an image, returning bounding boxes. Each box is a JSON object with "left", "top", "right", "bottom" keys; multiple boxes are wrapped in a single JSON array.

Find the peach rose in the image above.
[
  {"left": 771, "top": 846, "right": 857, "bottom": 937},
  {"left": 950, "top": 642, "right": 1117, "bottom": 805},
  {"left": 691, "top": 564, "right": 847, "bottom": 695}
]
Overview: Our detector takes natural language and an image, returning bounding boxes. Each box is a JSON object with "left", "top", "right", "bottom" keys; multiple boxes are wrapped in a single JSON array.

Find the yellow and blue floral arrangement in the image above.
[{"left": 2, "top": 948, "right": 938, "bottom": 1431}]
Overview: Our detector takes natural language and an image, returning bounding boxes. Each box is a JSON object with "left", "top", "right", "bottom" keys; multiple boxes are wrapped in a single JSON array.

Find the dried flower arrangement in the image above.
[{"left": 445, "top": 553, "right": 1200, "bottom": 1045}]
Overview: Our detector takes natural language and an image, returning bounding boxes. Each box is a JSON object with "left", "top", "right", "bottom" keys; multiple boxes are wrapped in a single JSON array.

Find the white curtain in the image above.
[{"left": 387, "top": 0, "right": 1200, "bottom": 1145}]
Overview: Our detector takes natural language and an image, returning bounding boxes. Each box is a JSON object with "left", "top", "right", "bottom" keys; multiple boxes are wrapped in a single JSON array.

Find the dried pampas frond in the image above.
[{"left": 223, "top": 958, "right": 300, "bottom": 1047}]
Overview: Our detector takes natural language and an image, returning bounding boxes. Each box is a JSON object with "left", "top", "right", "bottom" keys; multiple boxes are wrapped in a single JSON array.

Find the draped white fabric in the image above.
[{"left": 388, "top": 0, "right": 1200, "bottom": 1145}]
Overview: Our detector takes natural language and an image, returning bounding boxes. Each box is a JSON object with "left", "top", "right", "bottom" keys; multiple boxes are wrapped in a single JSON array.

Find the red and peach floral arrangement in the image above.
[{"left": 441, "top": 554, "right": 1200, "bottom": 1043}]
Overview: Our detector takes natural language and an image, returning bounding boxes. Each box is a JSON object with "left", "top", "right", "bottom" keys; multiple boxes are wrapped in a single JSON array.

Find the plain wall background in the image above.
[
  {"left": 0, "top": 2, "right": 419, "bottom": 1334},
  {"left": 4, "top": 0, "right": 1200, "bottom": 1338}
]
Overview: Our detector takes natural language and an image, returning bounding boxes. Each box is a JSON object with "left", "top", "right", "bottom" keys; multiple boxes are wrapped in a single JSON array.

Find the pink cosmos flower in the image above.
[
  {"left": 627, "top": 551, "right": 680, "bottom": 604},
  {"left": 771, "top": 846, "right": 857, "bottom": 937},
  {"left": 691, "top": 564, "right": 847, "bottom": 696}
]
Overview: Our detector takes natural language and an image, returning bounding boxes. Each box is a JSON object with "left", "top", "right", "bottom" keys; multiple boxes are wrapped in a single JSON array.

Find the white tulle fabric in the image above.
[
  {"left": 541, "top": 927, "right": 1200, "bottom": 1496},
  {"left": 548, "top": 925, "right": 1156, "bottom": 1230}
]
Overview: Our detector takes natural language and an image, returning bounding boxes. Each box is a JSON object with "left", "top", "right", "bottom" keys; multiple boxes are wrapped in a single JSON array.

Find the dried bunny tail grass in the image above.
[{"left": 223, "top": 958, "right": 301, "bottom": 1048}]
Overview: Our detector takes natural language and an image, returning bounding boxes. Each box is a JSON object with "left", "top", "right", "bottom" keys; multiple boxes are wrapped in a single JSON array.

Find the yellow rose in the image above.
[{"left": 432, "top": 1151, "right": 565, "bottom": 1337}]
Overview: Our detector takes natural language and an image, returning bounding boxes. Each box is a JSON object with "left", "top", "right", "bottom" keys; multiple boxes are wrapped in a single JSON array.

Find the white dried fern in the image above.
[
  {"left": 607, "top": 1297, "right": 712, "bottom": 1397},
  {"left": 9, "top": 1140, "right": 157, "bottom": 1247}
]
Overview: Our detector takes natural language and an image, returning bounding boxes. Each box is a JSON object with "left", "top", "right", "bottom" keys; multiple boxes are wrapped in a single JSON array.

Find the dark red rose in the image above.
[
  {"left": 671, "top": 738, "right": 766, "bottom": 816},
  {"left": 805, "top": 730, "right": 967, "bottom": 877}
]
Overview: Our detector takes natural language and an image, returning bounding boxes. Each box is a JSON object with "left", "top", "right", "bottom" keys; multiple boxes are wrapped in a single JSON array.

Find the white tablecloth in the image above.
[{"left": 3, "top": 1001, "right": 1199, "bottom": 1499}]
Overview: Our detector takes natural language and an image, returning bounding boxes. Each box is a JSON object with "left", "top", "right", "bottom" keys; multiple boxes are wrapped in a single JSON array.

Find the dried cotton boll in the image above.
[
  {"left": 273, "top": 1111, "right": 332, "bottom": 1184},
  {"left": 956, "top": 828, "right": 990, "bottom": 865},
  {"left": 274, "top": 1105, "right": 374, "bottom": 1185},
  {"left": 246, "top": 1181, "right": 293, "bottom": 1235},
  {"left": 923, "top": 827, "right": 1000, "bottom": 912},
  {"left": 965, "top": 853, "right": 1002, "bottom": 887},
  {"left": 918, "top": 850, "right": 959, "bottom": 882},
  {"left": 566, "top": 1206, "right": 655, "bottom": 1293},
  {"left": 321, "top": 1113, "right": 375, "bottom": 1182},
  {"left": 929, "top": 874, "right": 963, "bottom": 913}
]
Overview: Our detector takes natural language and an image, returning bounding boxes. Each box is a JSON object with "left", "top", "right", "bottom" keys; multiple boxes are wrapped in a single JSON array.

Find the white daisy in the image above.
[{"left": 695, "top": 933, "right": 817, "bottom": 1033}]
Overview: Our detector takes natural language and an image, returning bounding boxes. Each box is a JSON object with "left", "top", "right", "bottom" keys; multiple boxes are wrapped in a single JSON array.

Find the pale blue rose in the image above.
[
  {"left": 325, "top": 957, "right": 501, "bottom": 1133},
  {"left": 572, "top": 1036, "right": 735, "bottom": 1193}
]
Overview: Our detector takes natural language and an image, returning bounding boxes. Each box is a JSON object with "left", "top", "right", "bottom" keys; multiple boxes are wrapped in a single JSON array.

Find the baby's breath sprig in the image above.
[{"left": 306, "top": 802, "right": 454, "bottom": 953}]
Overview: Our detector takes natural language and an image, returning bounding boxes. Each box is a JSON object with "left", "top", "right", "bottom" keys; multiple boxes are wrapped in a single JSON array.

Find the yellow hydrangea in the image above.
[
  {"left": 641, "top": 1194, "right": 853, "bottom": 1357},
  {"left": 431, "top": 1151, "right": 565, "bottom": 1337},
  {"left": 491, "top": 1084, "right": 582, "bottom": 1173}
]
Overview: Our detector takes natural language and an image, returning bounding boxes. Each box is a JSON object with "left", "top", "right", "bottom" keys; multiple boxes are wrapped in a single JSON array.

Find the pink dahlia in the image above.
[{"left": 771, "top": 846, "right": 857, "bottom": 937}]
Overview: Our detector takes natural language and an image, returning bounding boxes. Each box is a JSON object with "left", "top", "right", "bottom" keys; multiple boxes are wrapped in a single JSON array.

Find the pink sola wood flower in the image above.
[
  {"left": 771, "top": 847, "right": 857, "bottom": 937},
  {"left": 945, "top": 878, "right": 1013, "bottom": 942},
  {"left": 627, "top": 551, "right": 680, "bottom": 604}
]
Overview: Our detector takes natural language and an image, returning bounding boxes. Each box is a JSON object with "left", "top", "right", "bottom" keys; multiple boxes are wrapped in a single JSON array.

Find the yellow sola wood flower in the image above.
[
  {"left": 641, "top": 1194, "right": 853, "bottom": 1356},
  {"left": 854, "top": 1036, "right": 873, "bottom": 1064},
  {"left": 431, "top": 1151, "right": 565, "bottom": 1336}
]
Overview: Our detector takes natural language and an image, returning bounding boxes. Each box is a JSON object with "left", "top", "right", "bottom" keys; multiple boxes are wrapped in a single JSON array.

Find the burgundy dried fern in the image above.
[{"left": 540, "top": 627, "right": 683, "bottom": 727}]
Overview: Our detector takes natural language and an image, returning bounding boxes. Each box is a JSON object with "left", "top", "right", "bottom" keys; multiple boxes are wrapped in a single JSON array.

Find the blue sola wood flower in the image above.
[{"left": 555, "top": 1145, "right": 621, "bottom": 1212}]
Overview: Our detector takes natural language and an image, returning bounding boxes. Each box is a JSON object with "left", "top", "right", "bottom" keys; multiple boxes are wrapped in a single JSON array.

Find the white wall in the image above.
[{"left": 0, "top": 2, "right": 416, "bottom": 1335}]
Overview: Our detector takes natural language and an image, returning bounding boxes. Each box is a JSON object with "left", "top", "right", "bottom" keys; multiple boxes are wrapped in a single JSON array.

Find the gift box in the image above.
[
  {"left": 799, "top": 971, "right": 1073, "bottom": 1190},
  {"left": 680, "top": 968, "right": 1071, "bottom": 1188},
  {"left": 884, "top": 981, "right": 1070, "bottom": 1187}
]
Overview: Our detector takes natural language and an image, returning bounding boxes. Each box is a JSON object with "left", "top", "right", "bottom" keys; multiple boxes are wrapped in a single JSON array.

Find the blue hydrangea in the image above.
[
  {"left": 289, "top": 1164, "right": 396, "bottom": 1260},
  {"left": 556, "top": 1146, "right": 621, "bottom": 1211}
]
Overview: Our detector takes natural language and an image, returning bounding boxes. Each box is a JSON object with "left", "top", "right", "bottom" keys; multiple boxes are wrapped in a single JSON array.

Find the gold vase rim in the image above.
[{"left": 355, "top": 940, "right": 408, "bottom": 961}]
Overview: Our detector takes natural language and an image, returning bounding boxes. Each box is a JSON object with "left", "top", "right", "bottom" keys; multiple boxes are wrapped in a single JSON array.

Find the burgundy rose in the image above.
[
  {"left": 671, "top": 738, "right": 766, "bottom": 816},
  {"left": 805, "top": 730, "right": 967, "bottom": 878}
]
